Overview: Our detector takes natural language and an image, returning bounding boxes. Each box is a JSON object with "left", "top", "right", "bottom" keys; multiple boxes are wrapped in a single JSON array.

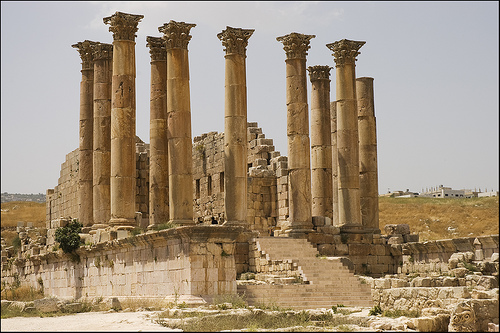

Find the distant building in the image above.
[
  {"left": 478, "top": 191, "right": 499, "bottom": 198},
  {"left": 419, "top": 185, "right": 466, "bottom": 198}
]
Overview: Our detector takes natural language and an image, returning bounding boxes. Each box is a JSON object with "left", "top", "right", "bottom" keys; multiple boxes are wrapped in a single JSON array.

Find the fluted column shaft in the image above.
[
  {"left": 73, "top": 40, "right": 96, "bottom": 228},
  {"left": 159, "top": 20, "right": 196, "bottom": 226},
  {"left": 104, "top": 11, "right": 144, "bottom": 227},
  {"left": 146, "top": 37, "right": 169, "bottom": 228},
  {"left": 326, "top": 39, "right": 365, "bottom": 231},
  {"left": 330, "top": 101, "right": 339, "bottom": 226},
  {"left": 357, "top": 77, "right": 380, "bottom": 232},
  {"left": 92, "top": 43, "right": 113, "bottom": 228},
  {"left": 308, "top": 65, "right": 333, "bottom": 220},
  {"left": 277, "top": 32, "right": 315, "bottom": 235},
  {"left": 218, "top": 26, "right": 254, "bottom": 225}
]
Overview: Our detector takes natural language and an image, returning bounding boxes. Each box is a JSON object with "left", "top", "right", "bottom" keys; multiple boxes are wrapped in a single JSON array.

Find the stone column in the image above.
[
  {"left": 104, "top": 11, "right": 144, "bottom": 228},
  {"left": 92, "top": 42, "right": 113, "bottom": 229},
  {"left": 146, "top": 36, "right": 168, "bottom": 229},
  {"left": 72, "top": 40, "right": 97, "bottom": 228},
  {"left": 357, "top": 77, "right": 380, "bottom": 232},
  {"left": 277, "top": 32, "right": 315, "bottom": 236},
  {"left": 159, "top": 20, "right": 196, "bottom": 226},
  {"left": 326, "top": 39, "right": 365, "bottom": 232},
  {"left": 217, "top": 26, "right": 254, "bottom": 226},
  {"left": 308, "top": 65, "right": 333, "bottom": 220},
  {"left": 330, "top": 101, "right": 339, "bottom": 226}
]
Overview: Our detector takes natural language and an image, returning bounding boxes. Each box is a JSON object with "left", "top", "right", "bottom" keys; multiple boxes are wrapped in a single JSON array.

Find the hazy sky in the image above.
[{"left": 1, "top": 1, "right": 498, "bottom": 195}]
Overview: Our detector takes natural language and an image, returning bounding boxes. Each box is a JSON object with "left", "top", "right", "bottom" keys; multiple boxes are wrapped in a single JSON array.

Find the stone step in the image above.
[{"left": 251, "top": 237, "right": 373, "bottom": 309}]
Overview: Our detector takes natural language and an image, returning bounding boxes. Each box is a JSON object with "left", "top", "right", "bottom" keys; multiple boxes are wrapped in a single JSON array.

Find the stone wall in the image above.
[
  {"left": 46, "top": 149, "right": 79, "bottom": 224},
  {"left": 46, "top": 138, "right": 150, "bottom": 226},
  {"left": 191, "top": 122, "right": 286, "bottom": 234},
  {"left": 2, "top": 226, "right": 242, "bottom": 303},
  {"left": 394, "top": 235, "right": 499, "bottom": 275}
]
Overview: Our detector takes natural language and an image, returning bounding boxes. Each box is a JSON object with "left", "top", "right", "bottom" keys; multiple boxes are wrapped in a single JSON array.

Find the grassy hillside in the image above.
[{"left": 379, "top": 196, "right": 499, "bottom": 241}]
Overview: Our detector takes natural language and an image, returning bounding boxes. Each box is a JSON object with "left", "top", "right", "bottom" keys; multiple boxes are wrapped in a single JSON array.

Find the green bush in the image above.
[{"left": 55, "top": 219, "right": 83, "bottom": 254}]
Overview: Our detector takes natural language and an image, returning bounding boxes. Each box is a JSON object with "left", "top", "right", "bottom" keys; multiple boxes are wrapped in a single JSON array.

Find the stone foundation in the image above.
[{"left": 2, "top": 226, "right": 242, "bottom": 303}]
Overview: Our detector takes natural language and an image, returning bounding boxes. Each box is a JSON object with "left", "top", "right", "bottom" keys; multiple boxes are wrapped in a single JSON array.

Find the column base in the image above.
[
  {"left": 109, "top": 218, "right": 136, "bottom": 227},
  {"left": 280, "top": 228, "right": 314, "bottom": 238},
  {"left": 339, "top": 224, "right": 366, "bottom": 234},
  {"left": 92, "top": 223, "right": 109, "bottom": 229},
  {"left": 170, "top": 219, "right": 195, "bottom": 226}
]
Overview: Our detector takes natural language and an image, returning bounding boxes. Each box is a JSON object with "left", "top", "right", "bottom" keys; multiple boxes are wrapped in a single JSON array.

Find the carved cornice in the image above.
[
  {"left": 326, "top": 39, "right": 365, "bottom": 67},
  {"left": 103, "top": 11, "right": 144, "bottom": 41},
  {"left": 276, "top": 32, "right": 315, "bottom": 60},
  {"left": 217, "top": 26, "right": 254, "bottom": 56},
  {"left": 146, "top": 36, "right": 166, "bottom": 61},
  {"left": 158, "top": 20, "right": 196, "bottom": 50},
  {"left": 92, "top": 43, "right": 113, "bottom": 61},
  {"left": 307, "top": 65, "right": 332, "bottom": 81},
  {"left": 72, "top": 40, "right": 99, "bottom": 70}
]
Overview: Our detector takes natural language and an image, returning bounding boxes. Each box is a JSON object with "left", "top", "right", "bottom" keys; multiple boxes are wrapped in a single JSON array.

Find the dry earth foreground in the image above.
[{"left": 1, "top": 253, "right": 499, "bottom": 332}]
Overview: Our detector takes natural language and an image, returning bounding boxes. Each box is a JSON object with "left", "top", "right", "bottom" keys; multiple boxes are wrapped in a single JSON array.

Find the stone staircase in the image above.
[{"left": 237, "top": 237, "right": 373, "bottom": 310}]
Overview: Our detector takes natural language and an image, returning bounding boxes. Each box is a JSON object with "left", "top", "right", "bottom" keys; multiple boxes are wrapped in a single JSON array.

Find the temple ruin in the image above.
[{"left": 2, "top": 12, "right": 498, "bottom": 317}]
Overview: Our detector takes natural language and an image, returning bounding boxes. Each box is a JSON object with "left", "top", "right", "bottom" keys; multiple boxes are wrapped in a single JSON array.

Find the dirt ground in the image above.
[{"left": 0, "top": 311, "right": 179, "bottom": 332}]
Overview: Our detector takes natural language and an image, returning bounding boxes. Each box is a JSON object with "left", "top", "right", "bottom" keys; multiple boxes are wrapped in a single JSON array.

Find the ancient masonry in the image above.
[{"left": 2, "top": 11, "right": 498, "bottom": 312}]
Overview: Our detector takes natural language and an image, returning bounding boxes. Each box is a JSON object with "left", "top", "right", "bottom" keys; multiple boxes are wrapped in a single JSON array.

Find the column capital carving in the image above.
[
  {"left": 276, "top": 32, "right": 315, "bottom": 59},
  {"left": 158, "top": 20, "right": 196, "bottom": 50},
  {"left": 103, "top": 11, "right": 144, "bottom": 41},
  {"left": 326, "top": 39, "right": 365, "bottom": 67},
  {"left": 217, "top": 26, "right": 254, "bottom": 56},
  {"left": 72, "top": 40, "right": 98, "bottom": 70},
  {"left": 146, "top": 36, "right": 166, "bottom": 61},
  {"left": 92, "top": 43, "right": 113, "bottom": 61},
  {"left": 307, "top": 65, "right": 332, "bottom": 81}
]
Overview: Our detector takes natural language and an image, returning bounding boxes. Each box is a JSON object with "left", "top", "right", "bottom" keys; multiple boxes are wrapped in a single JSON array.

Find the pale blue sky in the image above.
[{"left": 1, "top": 1, "right": 498, "bottom": 194}]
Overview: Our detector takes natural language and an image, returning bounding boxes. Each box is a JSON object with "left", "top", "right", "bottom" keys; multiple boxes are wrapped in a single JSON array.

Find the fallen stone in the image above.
[{"left": 34, "top": 297, "right": 59, "bottom": 313}]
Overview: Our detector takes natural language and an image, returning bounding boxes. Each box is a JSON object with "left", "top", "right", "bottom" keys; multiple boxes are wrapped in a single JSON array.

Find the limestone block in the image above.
[
  {"left": 349, "top": 243, "right": 371, "bottom": 256},
  {"left": 34, "top": 297, "right": 60, "bottom": 313},
  {"left": 477, "top": 276, "right": 499, "bottom": 290},
  {"left": 403, "top": 234, "right": 419, "bottom": 243},
  {"left": 491, "top": 253, "right": 499, "bottom": 262},
  {"left": 374, "top": 278, "right": 391, "bottom": 289},
  {"left": 335, "top": 244, "right": 349, "bottom": 255},
  {"left": 387, "top": 235, "right": 404, "bottom": 245},
  {"left": 317, "top": 244, "right": 335, "bottom": 256},
  {"left": 413, "top": 314, "right": 450, "bottom": 332}
]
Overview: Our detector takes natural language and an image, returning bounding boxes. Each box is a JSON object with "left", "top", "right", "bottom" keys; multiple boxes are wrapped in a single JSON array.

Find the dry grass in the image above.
[
  {"left": 1, "top": 201, "right": 46, "bottom": 228},
  {"left": 1, "top": 197, "right": 498, "bottom": 246},
  {"left": 379, "top": 196, "right": 499, "bottom": 241}
]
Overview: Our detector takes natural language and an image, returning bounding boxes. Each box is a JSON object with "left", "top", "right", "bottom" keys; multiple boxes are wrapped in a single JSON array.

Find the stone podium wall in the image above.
[{"left": 2, "top": 226, "right": 240, "bottom": 302}]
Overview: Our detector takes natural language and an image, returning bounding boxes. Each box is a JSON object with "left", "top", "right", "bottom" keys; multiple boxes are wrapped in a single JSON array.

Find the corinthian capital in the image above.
[
  {"left": 276, "top": 32, "right": 315, "bottom": 60},
  {"left": 158, "top": 20, "right": 196, "bottom": 50},
  {"left": 92, "top": 43, "right": 113, "bottom": 61},
  {"left": 217, "top": 26, "right": 254, "bottom": 56},
  {"left": 103, "top": 11, "right": 144, "bottom": 41},
  {"left": 72, "top": 40, "right": 99, "bottom": 70},
  {"left": 307, "top": 65, "right": 332, "bottom": 81},
  {"left": 146, "top": 36, "right": 166, "bottom": 61},
  {"left": 326, "top": 39, "right": 365, "bottom": 67}
]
